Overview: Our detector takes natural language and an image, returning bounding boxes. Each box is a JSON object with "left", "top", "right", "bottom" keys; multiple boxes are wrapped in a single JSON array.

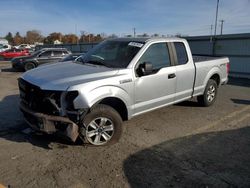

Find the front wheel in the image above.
[
  {"left": 24, "top": 62, "right": 36, "bottom": 71},
  {"left": 80, "top": 104, "right": 123, "bottom": 146},
  {"left": 197, "top": 79, "right": 218, "bottom": 107}
]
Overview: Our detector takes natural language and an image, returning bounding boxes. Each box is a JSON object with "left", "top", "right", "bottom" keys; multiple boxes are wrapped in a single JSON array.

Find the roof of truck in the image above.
[{"left": 109, "top": 37, "right": 183, "bottom": 43}]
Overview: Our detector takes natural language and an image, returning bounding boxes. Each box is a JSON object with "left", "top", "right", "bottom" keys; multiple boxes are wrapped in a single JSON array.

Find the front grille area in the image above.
[{"left": 18, "top": 78, "right": 62, "bottom": 115}]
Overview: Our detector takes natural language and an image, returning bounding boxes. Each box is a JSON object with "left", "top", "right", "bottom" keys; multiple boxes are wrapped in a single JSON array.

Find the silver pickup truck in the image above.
[{"left": 18, "top": 37, "right": 229, "bottom": 146}]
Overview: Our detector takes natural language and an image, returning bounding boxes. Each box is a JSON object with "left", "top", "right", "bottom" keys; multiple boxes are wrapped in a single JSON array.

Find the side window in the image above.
[
  {"left": 138, "top": 43, "right": 171, "bottom": 71},
  {"left": 174, "top": 42, "right": 188, "bottom": 65},
  {"left": 39, "top": 51, "right": 52, "bottom": 57},
  {"left": 52, "top": 51, "right": 63, "bottom": 56}
]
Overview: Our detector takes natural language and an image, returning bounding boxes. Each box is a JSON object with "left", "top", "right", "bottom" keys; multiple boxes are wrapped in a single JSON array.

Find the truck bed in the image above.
[
  {"left": 193, "top": 55, "right": 226, "bottom": 63},
  {"left": 192, "top": 55, "right": 229, "bottom": 97}
]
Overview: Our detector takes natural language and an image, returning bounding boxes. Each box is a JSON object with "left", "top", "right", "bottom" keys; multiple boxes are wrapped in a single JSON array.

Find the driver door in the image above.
[
  {"left": 37, "top": 50, "right": 53, "bottom": 65},
  {"left": 134, "top": 42, "right": 176, "bottom": 115}
]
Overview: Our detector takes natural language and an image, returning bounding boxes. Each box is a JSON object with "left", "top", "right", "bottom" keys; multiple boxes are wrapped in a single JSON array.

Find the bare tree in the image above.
[
  {"left": 44, "top": 32, "right": 63, "bottom": 44},
  {"left": 25, "top": 30, "right": 43, "bottom": 44},
  {"left": 62, "top": 34, "right": 78, "bottom": 44},
  {"left": 13, "top": 32, "right": 24, "bottom": 45}
]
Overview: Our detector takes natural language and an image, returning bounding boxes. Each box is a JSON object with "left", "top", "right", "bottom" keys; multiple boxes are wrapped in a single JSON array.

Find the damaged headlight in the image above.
[{"left": 65, "top": 91, "right": 79, "bottom": 110}]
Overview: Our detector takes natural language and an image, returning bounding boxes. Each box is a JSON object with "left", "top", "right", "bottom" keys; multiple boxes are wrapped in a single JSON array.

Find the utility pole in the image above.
[
  {"left": 75, "top": 24, "right": 78, "bottom": 44},
  {"left": 220, "top": 20, "right": 225, "bottom": 35},
  {"left": 210, "top": 24, "right": 213, "bottom": 36},
  {"left": 214, "top": 0, "right": 220, "bottom": 36},
  {"left": 213, "top": 0, "right": 220, "bottom": 55},
  {"left": 210, "top": 24, "right": 213, "bottom": 42},
  {"left": 133, "top": 27, "right": 136, "bottom": 37}
]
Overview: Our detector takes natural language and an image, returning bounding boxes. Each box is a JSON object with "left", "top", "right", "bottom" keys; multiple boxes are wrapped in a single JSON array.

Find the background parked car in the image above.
[
  {"left": 60, "top": 52, "right": 85, "bottom": 62},
  {"left": 0, "top": 48, "right": 29, "bottom": 60},
  {"left": 0, "top": 44, "right": 11, "bottom": 52},
  {"left": 11, "top": 48, "right": 71, "bottom": 71},
  {"left": 0, "top": 38, "right": 8, "bottom": 45},
  {"left": 15, "top": 44, "right": 32, "bottom": 49}
]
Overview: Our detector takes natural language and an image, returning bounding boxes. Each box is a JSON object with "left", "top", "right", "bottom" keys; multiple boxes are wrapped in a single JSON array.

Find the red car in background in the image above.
[{"left": 0, "top": 48, "right": 30, "bottom": 59}]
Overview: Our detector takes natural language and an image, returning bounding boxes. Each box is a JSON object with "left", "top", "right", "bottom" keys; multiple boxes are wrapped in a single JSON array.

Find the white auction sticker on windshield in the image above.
[{"left": 128, "top": 42, "right": 143, "bottom": 48}]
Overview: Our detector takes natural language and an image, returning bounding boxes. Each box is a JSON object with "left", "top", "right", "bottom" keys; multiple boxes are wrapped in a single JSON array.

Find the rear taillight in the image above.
[{"left": 226, "top": 63, "right": 230, "bottom": 74}]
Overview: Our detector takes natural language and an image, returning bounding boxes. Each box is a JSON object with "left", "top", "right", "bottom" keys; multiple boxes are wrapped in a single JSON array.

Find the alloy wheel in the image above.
[{"left": 85, "top": 117, "right": 114, "bottom": 145}]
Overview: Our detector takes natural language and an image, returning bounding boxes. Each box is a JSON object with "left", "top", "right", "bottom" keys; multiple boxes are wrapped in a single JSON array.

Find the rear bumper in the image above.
[
  {"left": 221, "top": 77, "right": 228, "bottom": 85},
  {"left": 20, "top": 103, "right": 79, "bottom": 142}
]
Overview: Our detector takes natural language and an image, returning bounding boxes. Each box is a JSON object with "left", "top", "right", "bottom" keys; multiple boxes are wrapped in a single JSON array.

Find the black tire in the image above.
[
  {"left": 24, "top": 62, "right": 36, "bottom": 71},
  {"left": 80, "top": 104, "right": 123, "bottom": 146},
  {"left": 197, "top": 79, "right": 218, "bottom": 107}
]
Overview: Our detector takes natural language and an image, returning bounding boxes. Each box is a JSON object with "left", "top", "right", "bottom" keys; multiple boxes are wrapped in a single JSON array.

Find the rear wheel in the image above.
[
  {"left": 80, "top": 104, "right": 123, "bottom": 146},
  {"left": 24, "top": 62, "right": 36, "bottom": 71},
  {"left": 198, "top": 79, "right": 218, "bottom": 107}
]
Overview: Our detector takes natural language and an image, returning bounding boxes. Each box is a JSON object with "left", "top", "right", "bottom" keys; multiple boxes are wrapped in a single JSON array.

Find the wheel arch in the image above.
[
  {"left": 209, "top": 73, "right": 220, "bottom": 86},
  {"left": 24, "top": 60, "right": 38, "bottom": 67},
  {"left": 97, "top": 97, "right": 128, "bottom": 121},
  {"left": 203, "top": 67, "right": 222, "bottom": 89},
  {"left": 72, "top": 85, "right": 132, "bottom": 120}
]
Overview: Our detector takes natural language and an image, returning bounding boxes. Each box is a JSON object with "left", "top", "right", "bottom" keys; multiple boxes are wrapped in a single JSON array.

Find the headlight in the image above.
[{"left": 65, "top": 91, "right": 78, "bottom": 110}]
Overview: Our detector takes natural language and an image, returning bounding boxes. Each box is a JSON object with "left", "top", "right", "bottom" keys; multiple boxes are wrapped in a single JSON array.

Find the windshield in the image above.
[
  {"left": 81, "top": 40, "right": 144, "bottom": 68},
  {"left": 30, "top": 49, "right": 44, "bottom": 57}
]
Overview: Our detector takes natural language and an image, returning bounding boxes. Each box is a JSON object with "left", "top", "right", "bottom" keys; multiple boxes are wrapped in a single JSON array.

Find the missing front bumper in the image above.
[{"left": 20, "top": 103, "right": 79, "bottom": 142}]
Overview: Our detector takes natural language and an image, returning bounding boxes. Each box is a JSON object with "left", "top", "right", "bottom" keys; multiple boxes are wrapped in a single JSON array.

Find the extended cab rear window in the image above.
[{"left": 174, "top": 42, "right": 188, "bottom": 65}]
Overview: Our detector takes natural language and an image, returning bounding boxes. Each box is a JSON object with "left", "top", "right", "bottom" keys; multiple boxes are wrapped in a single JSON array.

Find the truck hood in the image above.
[
  {"left": 12, "top": 55, "right": 31, "bottom": 62},
  {"left": 21, "top": 62, "right": 119, "bottom": 90}
]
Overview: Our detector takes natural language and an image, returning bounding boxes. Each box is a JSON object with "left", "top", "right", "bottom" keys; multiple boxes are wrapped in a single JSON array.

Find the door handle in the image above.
[{"left": 168, "top": 73, "right": 176, "bottom": 79}]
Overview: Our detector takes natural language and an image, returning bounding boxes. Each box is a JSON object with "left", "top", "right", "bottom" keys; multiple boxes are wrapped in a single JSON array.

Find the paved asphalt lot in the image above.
[{"left": 0, "top": 61, "right": 249, "bottom": 188}]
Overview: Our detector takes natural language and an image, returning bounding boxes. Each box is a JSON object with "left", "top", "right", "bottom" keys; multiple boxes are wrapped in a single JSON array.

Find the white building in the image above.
[{"left": 54, "top": 40, "right": 62, "bottom": 44}]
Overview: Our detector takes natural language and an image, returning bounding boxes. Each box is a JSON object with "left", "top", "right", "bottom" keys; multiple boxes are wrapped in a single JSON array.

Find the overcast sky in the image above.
[{"left": 0, "top": 0, "right": 249, "bottom": 37}]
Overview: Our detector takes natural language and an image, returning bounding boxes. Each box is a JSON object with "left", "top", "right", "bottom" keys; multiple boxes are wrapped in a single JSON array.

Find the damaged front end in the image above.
[{"left": 18, "top": 78, "right": 87, "bottom": 142}]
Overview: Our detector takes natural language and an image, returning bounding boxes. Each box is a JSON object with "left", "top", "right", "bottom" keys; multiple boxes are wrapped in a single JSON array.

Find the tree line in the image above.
[
  {"left": 3, "top": 30, "right": 107, "bottom": 45},
  {"left": 3, "top": 30, "right": 187, "bottom": 45}
]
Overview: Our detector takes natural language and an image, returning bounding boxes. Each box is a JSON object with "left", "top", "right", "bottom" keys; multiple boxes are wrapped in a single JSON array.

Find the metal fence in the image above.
[
  {"left": 36, "top": 33, "right": 250, "bottom": 78},
  {"left": 186, "top": 33, "right": 250, "bottom": 78}
]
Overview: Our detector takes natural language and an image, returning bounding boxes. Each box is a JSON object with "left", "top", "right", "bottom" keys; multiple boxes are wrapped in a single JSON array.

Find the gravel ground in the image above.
[{"left": 0, "top": 61, "right": 249, "bottom": 188}]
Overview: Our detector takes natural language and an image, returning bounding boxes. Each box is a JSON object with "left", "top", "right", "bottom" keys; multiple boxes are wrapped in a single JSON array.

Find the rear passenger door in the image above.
[
  {"left": 173, "top": 42, "right": 195, "bottom": 102},
  {"left": 51, "top": 50, "right": 63, "bottom": 62}
]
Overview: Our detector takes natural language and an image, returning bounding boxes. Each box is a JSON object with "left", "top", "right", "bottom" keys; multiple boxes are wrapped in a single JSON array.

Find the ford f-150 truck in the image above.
[{"left": 18, "top": 37, "right": 229, "bottom": 146}]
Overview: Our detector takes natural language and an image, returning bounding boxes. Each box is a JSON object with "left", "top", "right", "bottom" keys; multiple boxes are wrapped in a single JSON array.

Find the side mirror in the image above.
[
  {"left": 137, "top": 62, "right": 153, "bottom": 76},
  {"left": 75, "top": 56, "right": 82, "bottom": 62}
]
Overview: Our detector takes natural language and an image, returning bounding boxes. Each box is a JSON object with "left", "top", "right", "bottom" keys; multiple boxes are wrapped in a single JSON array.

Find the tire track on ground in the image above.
[{"left": 188, "top": 105, "right": 250, "bottom": 136}]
